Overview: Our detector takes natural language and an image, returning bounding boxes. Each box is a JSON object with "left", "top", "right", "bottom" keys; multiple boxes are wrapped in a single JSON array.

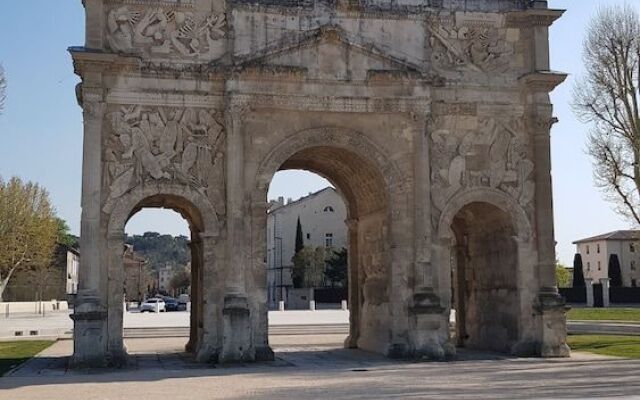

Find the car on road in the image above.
[
  {"left": 140, "top": 298, "right": 166, "bottom": 313},
  {"left": 163, "top": 297, "right": 180, "bottom": 312}
]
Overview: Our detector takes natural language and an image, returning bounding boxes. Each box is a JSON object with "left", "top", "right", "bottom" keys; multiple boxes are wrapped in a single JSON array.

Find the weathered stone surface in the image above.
[{"left": 71, "top": 0, "right": 568, "bottom": 365}]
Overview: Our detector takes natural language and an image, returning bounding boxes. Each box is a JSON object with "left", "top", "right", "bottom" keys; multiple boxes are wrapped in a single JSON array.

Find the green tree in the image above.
[
  {"left": 169, "top": 266, "right": 191, "bottom": 295},
  {"left": 292, "top": 246, "right": 328, "bottom": 288},
  {"left": 291, "top": 246, "right": 310, "bottom": 288},
  {"left": 608, "top": 254, "right": 623, "bottom": 287},
  {"left": 295, "top": 216, "right": 304, "bottom": 254},
  {"left": 56, "top": 218, "right": 78, "bottom": 248},
  {"left": 556, "top": 262, "right": 571, "bottom": 288},
  {"left": 125, "top": 232, "right": 189, "bottom": 272},
  {"left": 573, "top": 253, "right": 585, "bottom": 288},
  {"left": 0, "top": 177, "right": 58, "bottom": 300},
  {"left": 325, "top": 247, "right": 348, "bottom": 288}
]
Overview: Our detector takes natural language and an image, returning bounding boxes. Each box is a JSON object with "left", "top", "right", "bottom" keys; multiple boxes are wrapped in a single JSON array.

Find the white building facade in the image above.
[
  {"left": 574, "top": 231, "right": 640, "bottom": 287},
  {"left": 66, "top": 248, "right": 80, "bottom": 295},
  {"left": 158, "top": 266, "right": 174, "bottom": 293},
  {"left": 266, "top": 187, "right": 347, "bottom": 308}
]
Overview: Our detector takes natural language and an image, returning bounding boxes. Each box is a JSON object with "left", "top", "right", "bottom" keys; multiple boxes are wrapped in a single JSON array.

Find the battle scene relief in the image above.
[
  {"left": 103, "top": 105, "right": 226, "bottom": 213},
  {"left": 430, "top": 114, "right": 535, "bottom": 221},
  {"left": 106, "top": 5, "right": 226, "bottom": 60}
]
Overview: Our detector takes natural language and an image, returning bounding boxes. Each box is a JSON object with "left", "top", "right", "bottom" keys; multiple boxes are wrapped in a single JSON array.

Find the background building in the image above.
[
  {"left": 3, "top": 244, "right": 80, "bottom": 302},
  {"left": 123, "top": 244, "right": 154, "bottom": 302},
  {"left": 574, "top": 230, "right": 640, "bottom": 287},
  {"left": 158, "top": 265, "right": 175, "bottom": 293},
  {"left": 266, "top": 187, "right": 347, "bottom": 308}
]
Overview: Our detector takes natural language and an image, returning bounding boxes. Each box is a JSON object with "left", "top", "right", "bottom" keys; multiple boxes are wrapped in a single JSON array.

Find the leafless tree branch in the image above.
[{"left": 573, "top": 3, "right": 640, "bottom": 226}]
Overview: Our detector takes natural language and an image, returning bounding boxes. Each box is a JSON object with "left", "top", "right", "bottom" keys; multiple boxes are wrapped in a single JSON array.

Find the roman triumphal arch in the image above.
[{"left": 71, "top": 0, "right": 570, "bottom": 366}]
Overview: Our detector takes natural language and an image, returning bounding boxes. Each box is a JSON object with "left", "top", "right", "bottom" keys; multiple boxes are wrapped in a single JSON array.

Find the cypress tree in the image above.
[
  {"left": 295, "top": 216, "right": 304, "bottom": 254},
  {"left": 608, "top": 254, "right": 623, "bottom": 287},
  {"left": 573, "top": 253, "right": 585, "bottom": 288}
]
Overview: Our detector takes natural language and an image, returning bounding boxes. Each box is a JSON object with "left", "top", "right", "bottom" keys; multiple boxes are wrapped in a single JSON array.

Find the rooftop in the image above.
[
  {"left": 573, "top": 230, "right": 640, "bottom": 244},
  {"left": 268, "top": 187, "right": 337, "bottom": 213}
]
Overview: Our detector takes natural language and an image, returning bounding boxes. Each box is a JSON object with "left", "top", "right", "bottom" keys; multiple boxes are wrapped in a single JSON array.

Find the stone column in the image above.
[
  {"left": 196, "top": 233, "right": 223, "bottom": 363},
  {"left": 585, "top": 279, "right": 594, "bottom": 308},
  {"left": 106, "top": 232, "right": 126, "bottom": 365},
  {"left": 186, "top": 237, "right": 202, "bottom": 353},
  {"left": 532, "top": 111, "right": 558, "bottom": 294},
  {"left": 71, "top": 88, "right": 109, "bottom": 367},
  {"left": 220, "top": 97, "right": 252, "bottom": 362},
  {"left": 601, "top": 278, "right": 611, "bottom": 308},
  {"left": 519, "top": 69, "right": 569, "bottom": 357},
  {"left": 413, "top": 113, "right": 433, "bottom": 290},
  {"left": 224, "top": 100, "right": 248, "bottom": 298},
  {"left": 345, "top": 219, "right": 360, "bottom": 349}
]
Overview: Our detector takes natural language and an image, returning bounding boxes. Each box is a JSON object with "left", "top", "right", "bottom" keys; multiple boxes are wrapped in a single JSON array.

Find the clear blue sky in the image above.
[{"left": 0, "top": 0, "right": 633, "bottom": 265}]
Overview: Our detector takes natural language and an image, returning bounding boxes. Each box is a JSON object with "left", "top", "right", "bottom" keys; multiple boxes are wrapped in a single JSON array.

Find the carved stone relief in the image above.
[
  {"left": 427, "top": 18, "right": 514, "bottom": 73},
  {"left": 430, "top": 115, "right": 534, "bottom": 223},
  {"left": 106, "top": 6, "right": 226, "bottom": 60},
  {"left": 103, "top": 105, "right": 226, "bottom": 214}
]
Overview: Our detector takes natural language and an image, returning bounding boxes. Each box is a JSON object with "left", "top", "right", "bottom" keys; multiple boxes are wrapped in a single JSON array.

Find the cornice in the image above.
[
  {"left": 506, "top": 8, "right": 565, "bottom": 28},
  {"left": 518, "top": 71, "right": 567, "bottom": 92}
]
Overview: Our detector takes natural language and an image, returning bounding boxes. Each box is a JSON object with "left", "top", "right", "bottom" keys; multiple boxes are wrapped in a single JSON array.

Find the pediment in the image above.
[{"left": 234, "top": 25, "right": 423, "bottom": 81}]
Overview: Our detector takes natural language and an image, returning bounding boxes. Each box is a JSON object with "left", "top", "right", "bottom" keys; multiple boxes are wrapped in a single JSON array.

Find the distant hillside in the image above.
[{"left": 125, "top": 232, "right": 189, "bottom": 271}]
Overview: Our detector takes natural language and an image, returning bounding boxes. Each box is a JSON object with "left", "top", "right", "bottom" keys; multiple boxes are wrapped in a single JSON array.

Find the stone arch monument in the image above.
[{"left": 71, "top": 0, "right": 569, "bottom": 366}]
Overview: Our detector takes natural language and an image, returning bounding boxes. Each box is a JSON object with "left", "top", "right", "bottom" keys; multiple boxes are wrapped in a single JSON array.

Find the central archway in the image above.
[{"left": 252, "top": 127, "right": 406, "bottom": 355}]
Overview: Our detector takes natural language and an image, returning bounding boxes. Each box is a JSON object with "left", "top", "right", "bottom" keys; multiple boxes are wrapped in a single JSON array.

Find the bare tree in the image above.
[
  {"left": 574, "top": 4, "right": 640, "bottom": 225},
  {"left": 0, "top": 64, "right": 6, "bottom": 115}
]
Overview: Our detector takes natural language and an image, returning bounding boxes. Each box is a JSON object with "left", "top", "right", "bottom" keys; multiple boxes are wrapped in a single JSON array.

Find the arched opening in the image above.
[
  {"left": 263, "top": 145, "right": 392, "bottom": 355},
  {"left": 450, "top": 202, "right": 520, "bottom": 353},
  {"left": 266, "top": 170, "right": 346, "bottom": 310},
  {"left": 116, "top": 194, "right": 207, "bottom": 358}
]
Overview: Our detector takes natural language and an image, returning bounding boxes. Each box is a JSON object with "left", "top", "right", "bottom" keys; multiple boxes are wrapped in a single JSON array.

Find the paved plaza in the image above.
[
  {"left": 0, "top": 310, "right": 351, "bottom": 339},
  {"left": 1, "top": 335, "right": 640, "bottom": 400}
]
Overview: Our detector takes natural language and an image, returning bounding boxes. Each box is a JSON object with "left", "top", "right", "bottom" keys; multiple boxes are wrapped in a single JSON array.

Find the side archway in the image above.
[
  {"left": 435, "top": 187, "right": 535, "bottom": 354},
  {"left": 103, "top": 182, "right": 221, "bottom": 361}
]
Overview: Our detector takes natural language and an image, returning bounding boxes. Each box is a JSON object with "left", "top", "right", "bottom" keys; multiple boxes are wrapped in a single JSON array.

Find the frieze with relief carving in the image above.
[
  {"left": 106, "top": 6, "right": 226, "bottom": 60},
  {"left": 427, "top": 15, "right": 515, "bottom": 74},
  {"left": 430, "top": 115, "right": 534, "bottom": 222},
  {"left": 103, "top": 105, "right": 226, "bottom": 214}
]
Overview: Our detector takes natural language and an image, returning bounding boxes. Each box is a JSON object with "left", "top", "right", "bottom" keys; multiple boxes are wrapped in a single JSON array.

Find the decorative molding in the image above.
[
  {"left": 432, "top": 102, "right": 477, "bottom": 116},
  {"left": 106, "top": 90, "right": 223, "bottom": 108},
  {"left": 229, "top": 93, "right": 431, "bottom": 114}
]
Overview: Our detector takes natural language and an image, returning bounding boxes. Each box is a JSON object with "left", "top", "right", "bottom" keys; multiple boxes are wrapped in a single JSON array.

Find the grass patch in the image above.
[
  {"left": 568, "top": 335, "right": 640, "bottom": 358},
  {"left": 567, "top": 308, "right": 640, "bottom": 322},
  {"left": 0, "top": 340, "right": 54, "bottom": 376}
]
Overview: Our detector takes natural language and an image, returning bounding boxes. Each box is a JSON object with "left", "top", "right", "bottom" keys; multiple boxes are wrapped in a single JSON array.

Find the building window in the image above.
[
  {"left": 587, "top": 262, "right": 591, "bottom": 271},
  {"left": 306, "top": 233, "right": 310, "bottom": 240},
  {"left": 597, "top": 261, "right": 601, "bottom": 271},
  {"left": 632, "top": 261, "right": 636, "bottom": 271},
  {"left": 633, "top": 279, "right": 637, "bottom": 287},
  {"left": 631, "top": 243, "right": 636, "bottom": 253},
  {"left": 325, "top": 233, "right": 333, "bottom": 247},
  {"left": 323, "top": 206, "right": 335, "bottom": 212},
  {"left": 586, "top": 245, "right": 590, "bottom": 254},
  {"left": 597, "top": 244, "right": 600, "bottom": 254}
]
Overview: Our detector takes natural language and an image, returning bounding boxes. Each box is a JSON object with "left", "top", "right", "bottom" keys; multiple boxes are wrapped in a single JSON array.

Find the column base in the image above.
[
  {"left": 255, "top": 346, "right": 275, "bottom": 361},
  {"left": 535, "top": 290, "right": 571, "bottom": 358},
  {"left": 220, "top": 294, "right": 254, "bottom": 363}
]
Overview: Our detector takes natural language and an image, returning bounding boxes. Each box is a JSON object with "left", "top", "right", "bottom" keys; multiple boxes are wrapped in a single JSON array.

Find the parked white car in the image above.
[{"left": 140, "top": 298, "right": 166, "bottom": 313}]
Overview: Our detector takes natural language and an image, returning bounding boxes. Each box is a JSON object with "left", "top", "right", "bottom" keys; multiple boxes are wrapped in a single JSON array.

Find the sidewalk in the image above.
[{"left": 2, "top": 336, "right": 639, "bottom": 400}]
